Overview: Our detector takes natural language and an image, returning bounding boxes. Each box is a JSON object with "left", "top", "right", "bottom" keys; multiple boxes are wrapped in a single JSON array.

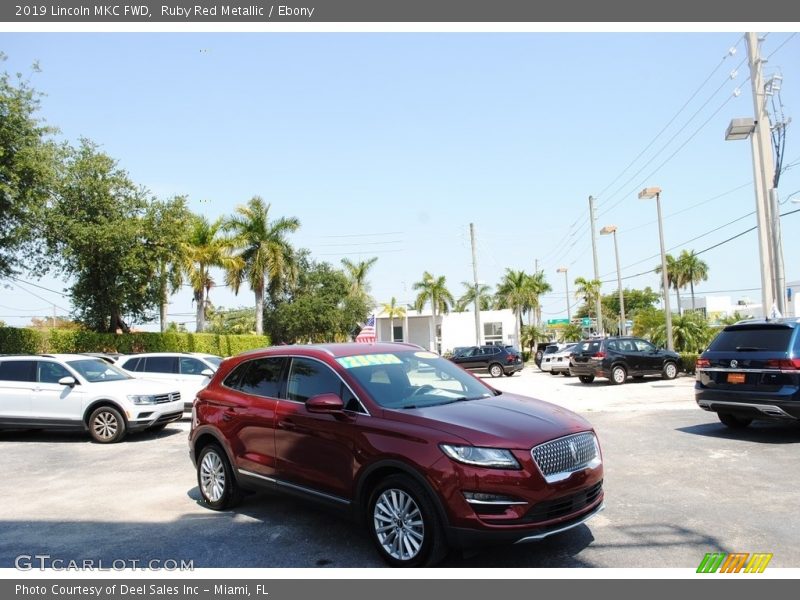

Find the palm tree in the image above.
[
  {"left": 678, "top": 249, "right": 709, "bottom": 311},
  {"left": 528, "top": 271, "right": 552, "bottom": 327},
  {"left": 413, "top": 271, "right": 455, "bottom": 353},
  {"left": 521, "top": 324, "right": 549, "bottom": 356},
  {"left": 225, "top": 197, "right": 301, "bottom": 335},
  {"left": 380, "top": 297, "right": 406, "bottom": 342},
  {"left": 456, "top": 281, "right": 493, "bottom": 312},
  {"left": 496, "top": 269, "right": 534, "bottom": 350},
  {"left": 559, "top": 322, "right": 584, "bottom": 343},
  {"left": 654, "top": 253, "right": 686, "bottom": 316},
  {"left": 650, "top": 312, "right": 711, "bottom": 353},
  {"left": 183, "top": 216, "right": 241, "bottom": 333},
  {"left": 574, "top": 276, "right": 602, "bottom": 321},
  {"left": 341, "top": 257, "right": 379, "bottom": 303}
]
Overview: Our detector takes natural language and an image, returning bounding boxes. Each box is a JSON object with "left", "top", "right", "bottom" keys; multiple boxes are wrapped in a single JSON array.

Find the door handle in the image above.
[
  {"left": 221, "top": 408, "right": 236, "bottom": 422},
  {"left": 278, "top": 419, "right": 296, "bottom": 431}
]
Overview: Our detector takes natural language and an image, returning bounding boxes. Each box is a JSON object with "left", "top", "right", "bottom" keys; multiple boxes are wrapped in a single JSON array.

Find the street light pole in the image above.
[
  {"left": 557, "top": 267, "right": 570, "bottom": 321},
  {"left": 601, "top": 225, "right": 625, "bottom": 336},
  {"left": 588, "top": 195, "right": 603, "bottom": 335},
  {"left": 639, "top": 187, "right": 674, "bottom": 351}
]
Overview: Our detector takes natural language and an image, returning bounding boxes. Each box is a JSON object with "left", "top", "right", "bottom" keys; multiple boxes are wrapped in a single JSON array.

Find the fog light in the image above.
[{"left": 462, "top": 491, "right": 527, "bottom": 505}]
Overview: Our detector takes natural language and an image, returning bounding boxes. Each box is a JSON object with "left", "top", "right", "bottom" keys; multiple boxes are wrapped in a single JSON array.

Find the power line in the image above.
[{"left": 595, "top": 36, "right": 744, "bottom": 202}]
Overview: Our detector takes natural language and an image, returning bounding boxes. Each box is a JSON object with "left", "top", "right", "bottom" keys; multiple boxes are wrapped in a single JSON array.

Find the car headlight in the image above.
[
  {"left": 128, "top": 394, "right": 157, "bottom": 405},
  {"left": 440, "top": 444, "right": 520, "bottom": 469}
]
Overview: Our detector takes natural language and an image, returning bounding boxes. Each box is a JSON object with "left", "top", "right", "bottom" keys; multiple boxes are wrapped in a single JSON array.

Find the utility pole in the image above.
[
  {"left": 469, "top": 223, "right": 482, "bottom": 346},
  {"left": 588, "top": 195, "right": 604, "bottom": 335},
  {"left": 746, "top": 32, "right": 779, "bottom": 315},
  {"left": 52, "top": 305, "right": 56, "bottom": 329}
]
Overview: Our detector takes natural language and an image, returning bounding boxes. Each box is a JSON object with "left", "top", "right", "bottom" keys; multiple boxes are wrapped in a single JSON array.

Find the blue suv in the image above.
[{"left": 695, "top": 318, "right": 800, "bottom": 428}]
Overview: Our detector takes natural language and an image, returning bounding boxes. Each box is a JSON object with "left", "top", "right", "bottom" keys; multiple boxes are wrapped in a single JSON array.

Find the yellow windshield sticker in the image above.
[
  {"left": 414, "top": 351, "right": 438, "bottom": 359},
  {"left": 337, "top": 354, "right": 403, "bottom": 369}
]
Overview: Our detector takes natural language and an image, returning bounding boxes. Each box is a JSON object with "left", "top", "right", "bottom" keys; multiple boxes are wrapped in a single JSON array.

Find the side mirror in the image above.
[
  {"left": 306, "top": 393, "right": 345, "bottom": 414},
  {"left": 200, "top": 369, "right": 214, "bottom": 378},
  {"left": 58, "top": 376, "right": 77, "bottom": 387}
]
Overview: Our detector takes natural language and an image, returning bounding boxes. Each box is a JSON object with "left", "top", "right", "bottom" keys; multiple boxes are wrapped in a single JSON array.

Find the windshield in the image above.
[
  {"left": 337, "top": 351, "right": 496, "bottom": 409},
  {"left": 67, "top": 359, "right": 132, "bottom": 382}
]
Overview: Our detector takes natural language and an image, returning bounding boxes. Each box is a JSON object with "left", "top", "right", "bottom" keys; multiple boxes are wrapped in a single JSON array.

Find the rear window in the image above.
[
  {"left": 576, "top": 341, "right": 603, "bottom": 354},
  {"left": 707, "top": 326, "right": 795, "bottom": 352}
]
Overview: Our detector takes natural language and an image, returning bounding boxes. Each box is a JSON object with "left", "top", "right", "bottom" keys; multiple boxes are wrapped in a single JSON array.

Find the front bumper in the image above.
[
  {"left": 127, "top": 401, "right": 185, "bottom": 432},
  {"left": 445, "top": 498, "right": 605, "bottom": 548}
]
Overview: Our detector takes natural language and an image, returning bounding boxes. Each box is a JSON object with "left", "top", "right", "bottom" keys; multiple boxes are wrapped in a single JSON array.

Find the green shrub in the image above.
[
  {"left": 0, "top": 327, "right": 269, "bottom": 357},
  {"left": 522, "top": 350, "right": 532, "bottom": 363},
  {"left": 680, "top": 352, "right": 699, "bottom": 374}
]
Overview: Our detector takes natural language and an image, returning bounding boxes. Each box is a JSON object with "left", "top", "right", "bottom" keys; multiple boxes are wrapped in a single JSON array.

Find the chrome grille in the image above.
[
  {"left": 531, "top": 433, "right": 600, "bottom": 483},
  {"left": 155, "top": 392, "right": 181, "bottom": 404}
]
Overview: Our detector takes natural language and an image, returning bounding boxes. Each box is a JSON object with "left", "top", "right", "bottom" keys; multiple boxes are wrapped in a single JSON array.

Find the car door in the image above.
[
  {"left": 274, "top": 357, "right": 362, "bottom": 501},
  {"left": 141, "top": 356, "right": 180, "bottom": 386},
  {"left": 31, "top": 360, "right": 85, "bottom": 424},
  {"left": 178, "top": 356, "right": 214, "bottom": 405},
  {"left": 611, "top": 340, "right": 638, "bottom": 372},
  {"left": 451, "top": 347, "right": 478, "bottom": 370},
  {"left": 0, "top": 360, "right": 36, "bottom": 421},
  {"left": 634, "top": 339, "right": 660, "bottom": 372}
]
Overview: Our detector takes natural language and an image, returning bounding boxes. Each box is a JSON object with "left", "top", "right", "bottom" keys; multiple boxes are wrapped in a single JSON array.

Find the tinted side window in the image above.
[
  {"left": 607, "top": 341, "right": 618, "bottom": 351},
  {"left": 287, "top": 358, "right": 344, "bottom": 403},
  {"left": 37, "top": 361, "right": 72, "bottom": 384},
  {"left": 180, "top": 358, "right": 207, "bottom": 375},
  {"left": 0, "top": 360, "right": 36, "bottom": 382},
  {"left": 634, "top": 339, "right": 655, "bottom": 352},
  {"left": 223, "top": 362, "right": 249, "bottom": 390},
  {"left": 144, "top": 356, "right": 178, "bottom": 374},
  {"left": 239, "top": 358, "right": 286, "bottom": 398},
  {"left": 708, "top": 327, "right": 794, "bottom": 352},
  {"left": 121, "top": 357, "right": 140, "bottom": 371}
]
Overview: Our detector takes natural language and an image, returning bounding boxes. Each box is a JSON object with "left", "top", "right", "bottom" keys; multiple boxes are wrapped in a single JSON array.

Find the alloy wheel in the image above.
[
  {"left": 200, "top": 450, "right": 226, "bottom": 503},
  {"left": 92, "top": 411, "right": 118, "bottom": 440},
  {"left": 373, "top": 488, "right": 425, "bottom": 562}
]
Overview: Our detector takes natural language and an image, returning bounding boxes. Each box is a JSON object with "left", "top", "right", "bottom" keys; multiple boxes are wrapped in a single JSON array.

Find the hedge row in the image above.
[
  {"left": 0, "top": 327, "right": 270, "bottom": 357},
  {"left": 680, "top": 352, "right": 700, "bottom": 374}
]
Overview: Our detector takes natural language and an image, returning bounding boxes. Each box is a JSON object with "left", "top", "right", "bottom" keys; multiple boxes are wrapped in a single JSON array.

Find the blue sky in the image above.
[{"left": 2, "top": 32, "right": 799, "bottom": 329}]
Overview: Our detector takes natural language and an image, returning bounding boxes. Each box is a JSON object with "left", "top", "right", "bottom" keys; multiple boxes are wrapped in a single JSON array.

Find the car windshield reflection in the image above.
[{"left": 337, "top": 351, "right": 496, "bottom": 409}]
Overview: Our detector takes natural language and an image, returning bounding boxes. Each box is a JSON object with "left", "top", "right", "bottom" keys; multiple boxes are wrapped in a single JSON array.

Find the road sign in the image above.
[
  {"left": 546, "top": 319, "right": 570, "bottom": 326},
  {"left": 581, "top": 317, "right": 594, "bottom": 327}
]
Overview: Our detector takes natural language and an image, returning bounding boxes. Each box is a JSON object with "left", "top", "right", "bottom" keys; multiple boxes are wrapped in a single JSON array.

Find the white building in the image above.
[
  {"left": 678, "top": 295, "right": 764, "bottom": 322},
  {"left": 374, "top": 308, "right": 518, "bottom": 354}
]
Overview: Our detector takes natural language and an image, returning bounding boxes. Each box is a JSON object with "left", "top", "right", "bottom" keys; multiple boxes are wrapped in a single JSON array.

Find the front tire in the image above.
[
  {"left": 367, "top": 474, "right": 447, "bottom": 567},
  {"left": 610, "top": 365, "right": 627, "bottom": 385},
  {"left": 197, "top": 443, "right": 242, "bottom": 510},
  {"left": 489, "top": 363, "right": 503, "bottom": 378},
  {"left": 88, "top": 406, "right": 127, "bottom": 443},
  {"left": 662, "top": 361, "right": 678, "bottom": 380},
  {"left": 718, "top": 412, "right": 753, "bottom": 429}
]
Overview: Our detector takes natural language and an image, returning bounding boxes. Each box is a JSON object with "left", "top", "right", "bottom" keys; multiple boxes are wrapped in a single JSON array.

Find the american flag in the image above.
[{"left": 355, "top": 314, "right": 376, "bottom": 343}]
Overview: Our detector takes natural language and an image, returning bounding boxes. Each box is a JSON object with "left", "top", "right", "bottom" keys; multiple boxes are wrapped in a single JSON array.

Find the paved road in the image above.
[{"left": 1, "top": 368, "right": 799, "bottom": 568}]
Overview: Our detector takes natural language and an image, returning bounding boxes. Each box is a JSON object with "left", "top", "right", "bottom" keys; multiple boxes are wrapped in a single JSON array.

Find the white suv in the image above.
[
  {"left": 0, "top": 354, "right": 183, "bottom": 443},
  {"left": 115, "top": 353, "right": 221, "bottom": 411}
]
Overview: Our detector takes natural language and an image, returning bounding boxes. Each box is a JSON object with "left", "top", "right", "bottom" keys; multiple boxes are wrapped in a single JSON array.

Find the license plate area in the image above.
[{"left": 727, "top": 372, "right": 746, "bottom": 384}]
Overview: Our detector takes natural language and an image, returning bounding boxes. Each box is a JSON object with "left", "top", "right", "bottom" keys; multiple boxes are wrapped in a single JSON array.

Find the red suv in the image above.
[{"left": 189, "top": 343, "right": 604, "bottom": 566}]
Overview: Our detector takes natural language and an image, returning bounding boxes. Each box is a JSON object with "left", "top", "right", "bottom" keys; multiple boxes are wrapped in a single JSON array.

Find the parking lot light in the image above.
[
  {"left": 600, "top": 225, "right": 625, "bottom": 336},
  {"left": 638, "top": 186, "right": 674, "bottom": 351},
  {"left": 557, "top": 267, "right": 570, "bottom": 320}
]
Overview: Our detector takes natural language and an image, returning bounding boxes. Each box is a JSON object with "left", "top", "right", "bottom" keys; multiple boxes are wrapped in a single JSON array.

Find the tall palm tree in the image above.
[
  {"left": 380, "top": 296, "right": 406, "bottom": 342},
  {"left": 496, "top": 269, "right": 534, "bottom": 350},
  {"left": 574, "top": 276, "right": 602, "bottom": 320},
  {"left": 654, "top": 253, "right": 686, "bottom": 316},
  {"left": 413, "top": 271, "right": 454, "bottom": 353},
  {"left": 678, "top": 249, "right": 709, "bottom": 311},
  {"left": 341, "top": 257, "right": 379, "bottom": 303},
  {"left": 456, "top": 281, "right": 493, "bottom": 312},
  {"left": 528, "top": 271, "right": 553, "bottom": 327},
  {"left": 225, "top": 197, "right": 301, "bottom": 335},
  {"left": 183, "top": 216, "right": 240, "bottom": 333}
]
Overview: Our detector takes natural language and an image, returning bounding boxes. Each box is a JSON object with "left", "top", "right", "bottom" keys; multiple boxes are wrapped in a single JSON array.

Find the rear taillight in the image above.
[
  {"left": 766, "top": 358, "right": 800, "bottom": 369},
  {"left": 696, "top": 358, "right": 711, "bottom": 369},
  {"left": 592, "top": 351, "right": 605, "bottom": 358},
  {"left": 506, "top": 355, "right": 516, "bottom": 363}
]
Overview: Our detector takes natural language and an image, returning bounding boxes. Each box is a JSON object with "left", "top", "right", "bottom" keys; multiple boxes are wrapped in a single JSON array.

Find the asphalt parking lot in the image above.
[{"left": 2, "top": 367, "right": 799, "bottom": 569}]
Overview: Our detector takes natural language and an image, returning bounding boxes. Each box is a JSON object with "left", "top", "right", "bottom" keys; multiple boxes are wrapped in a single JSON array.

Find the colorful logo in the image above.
[{"left": 697, "top": 552, "right": 772, "bottom": 573}]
